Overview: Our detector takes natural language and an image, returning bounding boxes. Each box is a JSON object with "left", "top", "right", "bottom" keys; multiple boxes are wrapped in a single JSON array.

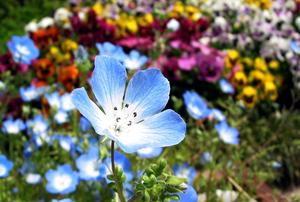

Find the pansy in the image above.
[
  {"left": 173, "top": 163, "right": 196, "bottom": 185},
  {"left": 2, "top": 118, "right": 26, "bottom": 135},
  {"left": 137, "top": 147, "right": 163, "bottom": 159},
  {"left": 0, "top": 155, "right": 14, "bottom": 178},
  {"left": 171, "top": 185, "right": 198, "bottom": 202},
  {"left": 123, "top": 50, "right": 148, "bottom": 70},
  {"left": 7, "top": 35, "right": 39, "bottom": 65},
  {"left": 215, "top": 121, "right": 239, "bottom": 145},
  {"left": 76, "top": 146, "right": 100, "bottom": 181},
  {"left": 45, "top": 164, "right": 79, "bottom": 195},
  {"left": 219, "top": 79, "right": 234, "bottom": 94},
  {"left": 71, "top": 56, "right": 186, "bottom": 153},
  {"left": 183, "top": 91, "right": 210, "bottom": 120}
]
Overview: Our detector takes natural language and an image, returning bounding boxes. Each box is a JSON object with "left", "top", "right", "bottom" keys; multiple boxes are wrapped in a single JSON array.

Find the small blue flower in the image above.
[
  {"left": 46, "top": 92, "right": 61, "bottom": 109},
  {"left": 219, "top": 79, "right": 234, "bottom": 94},
  {"left": 2, "top": 118, "right": 26, "bottom": 135},
  {"left": 71, "top": 56, "right": 186, "bottom": 153},
  {"left": 25, "top": 173, "right": 41, "bottom": 184},
  {"left": 45, "top": 164, "right": 79, "bottom": 195},
  {"left": 7, "top": 35, "right": 39, "bottom": 64},
  {"left": 200, "top": 152, "right": 213, "bottom": 165},
  {"left": 52, "top": 199, "right": 74, "bottom": 202},
  {"left": 137, "top": 147, "right": 163, "bottom": 158},
  {"left": 183, "top": 91, "right": 210, "bottom": 120},
  {"left": 171, "top": 185, "right": 198, "bottom": 202},
  {"left": 74, "top": 45, "right": 89, "bottom": 64},
  {"left": 290, "top": 41, "right": 300, "bottom": 54},
  {"left": 76, "top": 146, "right": 100, "bottom": 181},
  {"left": 209, "top": 108, "right": 226, "bottom": 122},
  {"left": 0, "top": 155, "right": 14, "bottom": 178},
  {"left": 123, "top": 50, "right": 148, "bottom": 70},
  {"left": 54, "top": 110, "right": 69, "bottom": 124},
  {"left": 215, "top": 121, "right": 239, "bottom": 145},
  {"left": 20, "top": 85, "right": 46, "bottom": 102},
  {"left": 52, "top": 135, "right": 75, "bottom": 152},
  {"left": 79, "top": 116, "right": 91, "bottom": 132},
  {"left": 96, "top": 42, "right": 126, "bottom": 62},
  {"left": 26, "top": 114, "right": 48, "bottom": 135},
  {"left": 60, "top": 93, "right": 75, "bottom": 112},
  {"left": 173, "top": 163, "right": 196, "bottom": 185}
]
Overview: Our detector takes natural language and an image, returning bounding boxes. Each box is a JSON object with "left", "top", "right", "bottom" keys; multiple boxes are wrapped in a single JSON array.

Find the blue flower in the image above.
[
  {"left": 71, "top": 56, "right": 186, "bottom": 153},
  {"left": 20, "top": 85, "right": 47, "bottom": 102},
  {"left": 76, "top": 146, "right": 100, "bottom": 181},
  {"left": 60, "top": 93, "right": 75, "bottom": 112},
  {"left": 123, "top": 50, "right": 148, "bottom": 70},
  {"left": 7, "top": 35, "right": 39, "bottom": 64},
  {"left": 25, "top": 173, "right": 41, "bottom": 184},
  {"left": 171, "top": 185, "right": 198, "bottom": 202},
  {"left": 173, "top": 163, "right": 196, "bottom": 185},
  {"left": 137, "top": 147, "right": 163, "bottom": 158},
  {"left": 54, "top": 110, "right": 69, "bottom": 124},
  {"left": 26, "top": 114, "right": 48, "bottom": 135},
  {"left": 219, "top": 79, "right": 234, "bottom": 94},
  {"left": 46, "top": 92, "right": 61, "bottom": 109},
  {"left": 79, "top": 116, "right": 91, "bottom": 132},
  {"left": 209, "top": 108, "right": 226, "bottom": 122},
  {"left": 52, "top": 134, "right": 75, "bottom": 152},
  {"left": 96, "top": 42, "right": 126, "bottom": 62},
  {"left": 215, "top": 121, "right": 239, "bottom": 145},
  {"left": 200, "top": 152, "right": 213, "bottom": 165},
  {"left": 52, "top": 199, "right": 74, "bottom": 202},
  {"left": 183, "top": 91, "right": 210, "bottom": 120},
  {"left": 2, "top": 118, "right": 25, "bottom": 135},
  {"left": 290, "top": 41, "right": 300, "bottom": 54},
  {"left": 0, "top": 155, "right": 14, "bottom": 178},
  {"left": 45, "top": 164, "right": 79, "bottom": 195}
]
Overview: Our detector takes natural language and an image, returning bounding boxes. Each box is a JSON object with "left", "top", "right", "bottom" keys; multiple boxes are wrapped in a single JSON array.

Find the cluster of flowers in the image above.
[{"left": 0, "top": 0, "right": 299, "bottom": 201}]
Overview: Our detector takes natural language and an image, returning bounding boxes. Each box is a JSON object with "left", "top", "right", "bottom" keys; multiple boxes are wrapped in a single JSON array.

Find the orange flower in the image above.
[
  {"left": 58, "top": 65, "right": 79, "bottom": 92},
  {"left": 33, "top": 58, "right": 55, "bottom": 80}
]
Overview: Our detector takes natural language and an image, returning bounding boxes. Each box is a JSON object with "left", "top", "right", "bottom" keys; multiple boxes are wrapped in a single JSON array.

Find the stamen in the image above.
[
  {"left": 133, "top": 112, "right": 137, "bottom": 117},
  {"left": 127, "top": 121, "right": 132, "bottom": 126},
  {"left": 125, "top": 104, "right": 129, "bottom": 108},
  {"left": 116, "top": 117, "right": 121, "bottom": 122},
  {"left": 114, "top": 107, "right": 117, "bottom": 110}
]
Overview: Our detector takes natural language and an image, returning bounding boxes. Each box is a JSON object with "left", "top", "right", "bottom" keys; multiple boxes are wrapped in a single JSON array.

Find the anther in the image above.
[
  {"left": 125, "top": 104, "right": 129, "bottom": 108},
  {"left": 127, "top": 121, "right": 132, "bottom": 126},
  {"left": 133, "top": 112, "right": 137, "bottom": 117},
  {"left": 114, "top": 107, "right": 117, "bottom": 110},
  {"left": 116, "top": 117, "right": 121, "bottom": 122}
]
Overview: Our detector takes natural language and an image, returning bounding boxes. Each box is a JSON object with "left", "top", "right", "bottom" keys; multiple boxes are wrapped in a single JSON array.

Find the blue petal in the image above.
[
  {"left": 183, "top": 91, "right": 210, "bottom": 119},
  {"left": 71, "top": 87, "right": 108, "bottom": 135},
  {"left": 91, "top": 56, "right": 127, "bottom": 114},
  {"left": 290, "top": 41, "right": 300, "bottom": 54},
  {"left": 116, "top": 109, "right": 186, "bottom": 153},
  {"left": 124, "top": 68, "right": 170, "bottom": 120},
  {"left": 172, "top": 185, "right": 198, "bottom": 202}
]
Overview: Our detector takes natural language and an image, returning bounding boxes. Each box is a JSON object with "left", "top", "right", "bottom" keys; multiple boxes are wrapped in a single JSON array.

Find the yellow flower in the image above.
[
  {"left": 250, "top": 70, "right": 265, "bottom": 87},
  {"left": 185, "top": 5, "right": 201, "bottom": 21},
  {"left": 169, "top": 1, "right": 184, "bottom": 18},
  {"left": 239, "top": 86, "right": 258, "bottom": 108},
  {"left": 61, "top": 39, "right": 78, "bottom": 52},
  {"left": 259, "top": 0, "right": 272, "bottom": 9},
  {"left": 263, "top": 81, "right": 278, "bottom": 101},
  {"left": 228, "top": 50, "right": 239, "bottom": 62},
  {"left": 92, "top": 2, "right": 103, "bottom": 16},
  {"left": 232, "top": 71, "right": 247, "bottom": 87},
  {"left": 254, "top": 57, "right": 268, "bottom": 72},
  {"left": 268, "top": 60, "right": 279, "bottom": 70},
  {"left": 49, "top": 46, "right": 60, "bottom": 57},
  {"left": 137, "top": 13, "right": 154, "bottom": 26},
  {"left": 241, "top": 57, "right": 253, "bottom": 67}
]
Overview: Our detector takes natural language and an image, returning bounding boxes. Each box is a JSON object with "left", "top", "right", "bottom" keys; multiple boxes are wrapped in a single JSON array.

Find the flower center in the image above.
[
  {"left": 53, "top": 174, "right": 72, "bottom": 191},
  {"left": 16, "top": 44, "right": 30, "bottom": 56},
  {"left": 0, "top": 165, "right": 6, "bottom": 176},
  {"left": 111, "top": 103, "right": 138, "bottom": 135}
]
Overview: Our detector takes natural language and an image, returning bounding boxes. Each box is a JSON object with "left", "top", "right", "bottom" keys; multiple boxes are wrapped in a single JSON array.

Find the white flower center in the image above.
[
  {"left": 16, "top": 44, "right": 30, "bottom": 56},
  {"left": 0, "top": 165, "right": 7, "bottom": 176},
  {"left": 6, "top": 124, "right": 20, "bottom": 134},
  {"left": 109, "top": 104, "right": 139, "bottom": 135},
  {"left": 83, "top": 160, "right": 99, "bottom": 177},
  {"left": 124, "top": 59, "right": 140, "bottom": 70},
  {"left": 53, "top": 174, "right": 72, "bottom": 191}
]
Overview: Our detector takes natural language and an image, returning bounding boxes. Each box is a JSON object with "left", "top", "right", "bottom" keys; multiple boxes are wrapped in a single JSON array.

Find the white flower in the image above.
[
  {"left": 54, "top": 8, "right": 72, "bottom": 28},
  {"left": 216, "top": 189, "right": 239, "bottom": 202},
  {"left": 38, "top": 17, "right": 54, "bottom": 29},
  {"left": 25, "top": 21, "right": 38, "bottom": 33},
  {"left": 166, "top": 18, "right": 180, "bottom": 31}
]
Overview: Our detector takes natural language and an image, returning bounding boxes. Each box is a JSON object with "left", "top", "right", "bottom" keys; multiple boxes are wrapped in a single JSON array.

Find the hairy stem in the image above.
[{"left": 111, "top": 141, "right": 126, "bottom": 202}]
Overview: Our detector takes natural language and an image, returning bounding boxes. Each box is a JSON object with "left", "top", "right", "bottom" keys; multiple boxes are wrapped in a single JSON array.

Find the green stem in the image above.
[{"left": 111, "top": 141, "right": 126, "bottom": 202}]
